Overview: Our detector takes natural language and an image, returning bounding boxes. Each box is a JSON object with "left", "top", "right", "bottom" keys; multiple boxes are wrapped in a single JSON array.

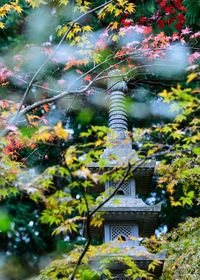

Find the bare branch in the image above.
[
  {"left": 70, "top": 188, "right": 91, "bottom": 280},
  {"left": 14, "top": 76, "right": 61, "bottom": 94},
  {"left": 90, "top": 159, "right": 145, "bottom": 216},
  {"left": 11, "top": 0, "right": 113, "bottom": 123}
]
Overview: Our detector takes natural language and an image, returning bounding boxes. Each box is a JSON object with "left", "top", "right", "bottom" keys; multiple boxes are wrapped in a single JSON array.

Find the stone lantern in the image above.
[{"left": 90, "top": 70, "right": 165, "bottom": 279}]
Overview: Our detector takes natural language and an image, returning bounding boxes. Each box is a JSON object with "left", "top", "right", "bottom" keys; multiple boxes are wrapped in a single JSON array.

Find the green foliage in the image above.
[
  {"left": 133, "top": 73, "right": 200, "bottom": 208},
  {"left": 38, "top": 244, "right": 154, "bottom": 279},
  {"left": 183, "top": 0, "right": 200, "bottom": 25},
  {"left": 161, "top": 217, "right": 200, "bottom": 280}
]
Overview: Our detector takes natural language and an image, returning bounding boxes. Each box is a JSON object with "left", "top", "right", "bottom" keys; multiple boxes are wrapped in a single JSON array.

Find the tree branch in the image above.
[
  {"left": 90, "top": 159, "right": 146, "bottom": 217},
  {"left": 10, "top": 0, "right": 113, "bottom": 124},
  {"left": 70, "top": 186, "right": 91, "bottom": 280}
]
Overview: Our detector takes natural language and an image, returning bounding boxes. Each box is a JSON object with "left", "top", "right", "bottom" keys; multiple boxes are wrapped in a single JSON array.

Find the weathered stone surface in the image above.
[{"left": 101, "top": 196, "right": 161, "bottom": 211}]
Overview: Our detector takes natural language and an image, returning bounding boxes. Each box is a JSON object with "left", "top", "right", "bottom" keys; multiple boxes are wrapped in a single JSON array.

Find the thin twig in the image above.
[
  {"left": 90, "top": 159, "right": 146, "bottom": 216},
  {"left": 70, "top": 187, "right": 91, "bottom": 280},
  {"left": 11, "top": 0, "right": 113, "bottom": 123}
]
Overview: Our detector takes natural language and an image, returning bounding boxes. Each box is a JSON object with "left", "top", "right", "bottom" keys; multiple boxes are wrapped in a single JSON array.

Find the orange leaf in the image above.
[
  {"left": 43, "top": 104, "right": 49, "bottom": 112},
  {"left": 84, "top": 74, "right": 92, "bottom": 82}
]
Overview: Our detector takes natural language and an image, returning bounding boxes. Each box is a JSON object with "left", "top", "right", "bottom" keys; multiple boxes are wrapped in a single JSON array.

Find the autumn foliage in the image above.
[{"left": 0, "top": 0, "right": 199, "bottom": 279}]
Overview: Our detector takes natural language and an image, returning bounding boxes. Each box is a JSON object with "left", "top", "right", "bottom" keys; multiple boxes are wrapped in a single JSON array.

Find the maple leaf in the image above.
[
  {"left": 95, "top": 139, "right": 103, "bottom": 147},
  {"left": 186, "top": 73, "right": 198, "bottom": 84},
  {"left": 0, "top": 22, "right": 5, "bottom": 29},
  {"left": 188, "top": 52, "right": 200, "bottom": 64},
  {"left": 176, "top": 22, "right": 183, "bottom": 30},
  {"left": 33, "top": 128, "right": 53, "bottom": 142},
  {"left": 120, "top": 18, "right": 132, "bottom": 27},
  {"left": 25, "top": 0, "right": 47, "bottom": 8},
  {"left": 190, "top": 31, "right": 200, "bottom": 39},
  {"left": 181, "top": 27, "right": 192, "bottom": 35},
  {"left": 139, "top": 17, "right": 147, "bottom": 24},
  {"left": 165, "top": 6, "right": 174, "bottom": 14},
  {"left": 27, "top": 115, "right": 41, "bottom": 126},
  {"left": 42, "top": 104, "right": 49, "bottom": 112},
  {"left": 54, "top": 122, "right": 69, "bottom": 140},
  {"left": 83, "top": 25, "right": 92, "bottom": 32},
  {"left": 159, "top": 0, "right": 167, "bottom": 9},
  {"left": 125, "top": 3, "right": 136, "bottom": 14},
  {"left": 111, "top": 21, "right": 118, "bottom": 30},
  {"left": 114, "top": 8, "right": 122, "bottom": 17},
  {"left": 11, "top": 3, "right": 22, "bottom": 14},
  {"left": 174, "top": 0, "right": 186, "bottom": 11},
  {"left": 84, "top": 74, "right": 92, "bottom": 82},
  {"left": 166, "top": 17, "right": 174, "bottom": 26},
  {"left": 158, "top": 20, "right": 165, "bottom": 29},
  {"left": 59, "top": 0, "right": 69, "bottom": 5},
  {"left": 0, "top": 4, "right": 11, "bottom": 18}
]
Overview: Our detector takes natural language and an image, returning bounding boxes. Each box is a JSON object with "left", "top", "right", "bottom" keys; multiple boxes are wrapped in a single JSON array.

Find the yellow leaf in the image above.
[
  {"left": 93, "top": 52, "right": 101, "bottom": 64},
  {"left": 59, "top": 0, "right": 69, "bottom": 5},
  {"left": 111, "top": 34, "right": 118, "bottom": 42},
  {"left": 91, "top": 214, "right": 104, "bottom": 227},
  {"left": 160, "top": 89, "right": 169, "bottom": 98},
  {"left": 73, "top": 25, "right": 81, "bottom": 33},
  {"left": 57, "top": 25, "right": 67, "bottom": 36},
  {"left": 117, "top": 0, "right": 126, "bottom": 6},
  {"left": 65, "top": 146, "right": 77, "bottom": 165},
  {"left": 25, "top": 0, "right": 47, "bottom": 8},
  {"left": 12, "top": 4, "right": 22, "bottom": 14},
  {"left": 119, "top": 30, "right": 125, "bottom": 36},
  {"left": 170, "top": 197, "right": 182, "bottom": 207},
  {"left": 111, "top": 21, "right": 118, "bottom": 30},
  {"left": 0, "top": 22, "right": 5, "bottom": 29},
  {"left": 0, "top": 4, "right": 11, "bottom": 17},
  {"left": 67, "top": 30, "right": 75, "bottom": 39},
  {"left": 65, "top": 154, "right": 76, "bottom": 165},
  {"left": 33, "top": 129, "right": 53, "bottom": 142},
  {"left": 54, "top": 121, "right": 69, "bottom": 140},
  {"left": 125, "top": 3, "right": 136, "bottom": 13},
  {"left": 83, "top": 25, "right": 93, "bottom": 32},
  {"left": 167, "top": 181, "right": 176, "bottom": 195},
  {"left": 106, "top": 3, "right": 115, "bottom": 13},
  {"left": 114, "top": 9, "right": 122, "bottom": 17},
  {"left": 95, "top": 139, "right": 103, "bottom": 147},
  {"left": 186, "top": 73, "right": 198, "bottom": 83}
]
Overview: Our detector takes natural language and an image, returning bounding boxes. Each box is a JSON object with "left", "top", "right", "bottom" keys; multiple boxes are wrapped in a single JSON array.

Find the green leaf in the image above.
[{"left": 0, "top": 211, "right": 11, "bottom": 232}]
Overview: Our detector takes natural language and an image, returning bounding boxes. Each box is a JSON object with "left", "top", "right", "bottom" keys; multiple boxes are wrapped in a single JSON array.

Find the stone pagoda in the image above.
[{"left": 90, "top": 70, "right": 165, "bottom": 279}]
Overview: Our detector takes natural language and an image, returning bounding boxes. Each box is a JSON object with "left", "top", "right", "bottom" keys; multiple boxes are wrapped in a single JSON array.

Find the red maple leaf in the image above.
[
  {"left": 120, "top": 18, "right": 133, "bottom": 27},
  {"left": 177, "top": 14, "right": 185, "bottom": 22},
  {"left": 166, "top": 17, "right": 174, "bottom": 26},
  {"left": 176, "top": 22, "right": 183, "bottom": 30},
  {"left": 143, "top": 26, "right": 152, "bottom": 35},
  {"left": 158, "top": 0, "right": 167, "bottom": 8},
  {"left": 165, "top": 6, "right": 174, "bottom": 14},
  {"left": 139, "top": 17, "right": 147, "bottom": 24},
  {"left": 84, "top": 75, "right": 92, "bottom": 82},
  {"left": 174, "top": 0, "right": 186, "bottom": 11},
  {"left": 158, "top": 20, "right": 165, "bottom": 28}
]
